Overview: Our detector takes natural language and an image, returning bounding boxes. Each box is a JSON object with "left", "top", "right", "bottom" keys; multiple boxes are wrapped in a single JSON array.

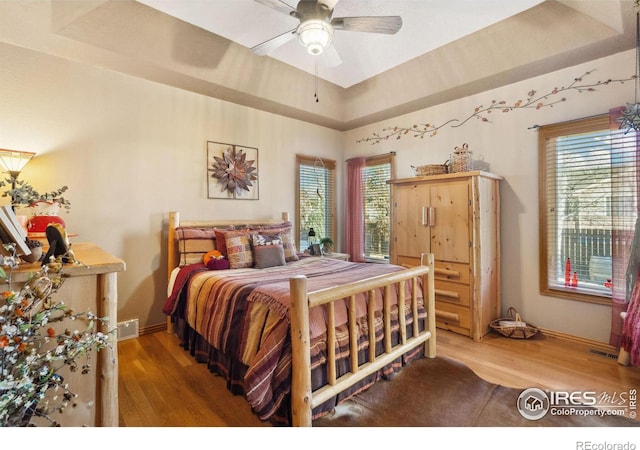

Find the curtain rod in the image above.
[
  {"left": 345, "top": 151, "right": 396, "bottom": 162},
  {"left": 529, "top": 111, "right": 612, "bottom": 130}
]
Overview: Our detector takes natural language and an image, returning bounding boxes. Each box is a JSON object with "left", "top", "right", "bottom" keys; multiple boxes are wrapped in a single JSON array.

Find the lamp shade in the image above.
[
  {"left": 298, "top": 19, "right": 333, "bottom": 55},
  {"left": 0, "top": 149, "right": 35, "bottom": 177}
]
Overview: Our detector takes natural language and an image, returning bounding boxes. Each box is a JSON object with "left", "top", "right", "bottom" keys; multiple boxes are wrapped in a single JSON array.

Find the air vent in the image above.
[
  {"left": 117, "top": 319, "right": 139, "bottom": 341},
  {"left": 589, "top": 348, "right": 617, "bottom": 360}
]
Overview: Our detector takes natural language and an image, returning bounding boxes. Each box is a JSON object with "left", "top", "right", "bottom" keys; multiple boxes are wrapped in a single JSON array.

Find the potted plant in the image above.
[
  {"left": 0, "top": 179, "right": 71, "bottom": 234},
  {"left": 319, "top": 236, "right": 333, "bottom": 254},
  {"left": 0, "top": 179, "right": 71, "bottom": 212}
]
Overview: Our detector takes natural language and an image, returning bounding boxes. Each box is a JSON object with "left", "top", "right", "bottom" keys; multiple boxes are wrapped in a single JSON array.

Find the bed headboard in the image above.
[{"left": 167, "top": 211, "right": 291, "bottom": 280}]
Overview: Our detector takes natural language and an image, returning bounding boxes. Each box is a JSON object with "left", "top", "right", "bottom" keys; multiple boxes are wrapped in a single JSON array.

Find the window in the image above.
[
  {"left": 296, "top": 155, "right": 336, "bottom": 251},
  {"left": 362, "top": 154, "right": 394, "bottom": 261},
  {"left": 539, "top": 115, "right": 638, "bottom": 304}
]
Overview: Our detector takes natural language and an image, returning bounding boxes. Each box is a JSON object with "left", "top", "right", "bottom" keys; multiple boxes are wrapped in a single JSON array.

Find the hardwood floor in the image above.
[
  {"left": 117, "top": 328, "right": 640, "bottom": 427},
  {"left": 118, "top": 329, "right": 266, "bottom": 427}
]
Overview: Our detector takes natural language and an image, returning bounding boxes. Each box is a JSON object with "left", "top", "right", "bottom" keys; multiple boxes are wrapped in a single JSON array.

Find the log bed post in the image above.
[
  {"left": 289, "top": 274, "right": 313, "bottom": 427},
  {"left": 167, "top": 211, "right": 180, "bottom": 334},
  {"left": 424, "top": 252, "right": 436, "bottom": 358},
  {"left": 289, "top": 256, "right": 436, "bottom": 427}
]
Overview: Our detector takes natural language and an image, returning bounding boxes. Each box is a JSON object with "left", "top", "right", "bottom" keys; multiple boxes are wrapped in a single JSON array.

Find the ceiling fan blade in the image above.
[
  {"left": 253, "top": 0, "right": 296, "bottom": 16},
  {"left": 331, "top": 16, "right": 403, "bottom": 34},
  {"left": 251, "top": 28, "right": 297, "bottom": 56},
  {"left": 321, "top": 44, "right": 342, "bottom": 68}
]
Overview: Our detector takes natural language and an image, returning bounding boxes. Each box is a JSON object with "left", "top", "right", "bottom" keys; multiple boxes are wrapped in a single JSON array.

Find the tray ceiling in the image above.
[{"left": 136, "top": 0, "right": 546, "bottom": 88}]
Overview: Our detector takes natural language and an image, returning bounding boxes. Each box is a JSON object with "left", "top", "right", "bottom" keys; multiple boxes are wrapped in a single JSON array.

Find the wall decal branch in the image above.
[{"left": 356, "top": 71, "right": 635, "bottom": 145}]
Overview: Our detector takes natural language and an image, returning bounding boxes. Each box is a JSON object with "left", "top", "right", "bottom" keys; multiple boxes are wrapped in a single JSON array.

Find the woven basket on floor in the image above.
[{"left": 490, "top": 307, "right": 539, "bottom": 339}]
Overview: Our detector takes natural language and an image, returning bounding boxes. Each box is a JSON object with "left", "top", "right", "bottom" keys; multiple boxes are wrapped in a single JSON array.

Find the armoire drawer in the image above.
[
  {"left": 435, "top": 301, "right": 471, "bottom": 336},
  {"left": 396, "top": 255, "right": 423, "bottom": 268},
  {"left": 434, "top": 261, "right": 470, "bottom": 285},
  {"left": 396, "top": 256, "right": 470, "bottom": 283},
  {"left": 435, "top": 279, "right": 470, "bottom": 307}
]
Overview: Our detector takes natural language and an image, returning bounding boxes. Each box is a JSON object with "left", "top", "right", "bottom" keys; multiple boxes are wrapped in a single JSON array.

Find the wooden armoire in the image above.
[{"left": 388, "top": 171, "right": 502, "bottom": 341}]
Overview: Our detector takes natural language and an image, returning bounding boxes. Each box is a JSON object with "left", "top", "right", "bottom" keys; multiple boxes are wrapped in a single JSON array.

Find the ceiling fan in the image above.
[{"left": 251, "top": 0, "right": 402, "bottom": 66}]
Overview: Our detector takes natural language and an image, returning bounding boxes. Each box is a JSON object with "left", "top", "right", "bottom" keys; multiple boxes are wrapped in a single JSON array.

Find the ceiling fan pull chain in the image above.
[{"left": 314, "top": 60, "right": 320, "bottom": 103}]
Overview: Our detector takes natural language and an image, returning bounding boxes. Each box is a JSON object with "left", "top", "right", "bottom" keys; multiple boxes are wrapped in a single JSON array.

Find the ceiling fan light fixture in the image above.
[{"left": 298, "top": 19, "right": 333, "bottom": 55}]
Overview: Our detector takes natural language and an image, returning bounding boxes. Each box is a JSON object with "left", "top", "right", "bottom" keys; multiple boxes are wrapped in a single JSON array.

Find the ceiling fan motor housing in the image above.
[
  {"left": 251, "top": 0, "right": 402, "bottom": 61},
  {"left": 291, "top": 0, "right": 332, "bottom": 19},
  {"left": 294, "top": 0, "right": 334, "bottom": 55},
  {"left": 298, "top": 19, "right": 333, "bottom": 55}
]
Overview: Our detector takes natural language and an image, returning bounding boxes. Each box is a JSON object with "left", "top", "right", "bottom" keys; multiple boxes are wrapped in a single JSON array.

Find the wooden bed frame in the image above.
[{"left": 166, "top": 211, "right": 436, "bottom": 426}]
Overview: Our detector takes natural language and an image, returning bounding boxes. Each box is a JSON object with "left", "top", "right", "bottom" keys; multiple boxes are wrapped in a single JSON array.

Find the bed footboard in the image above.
[{"left": 289, "top": 253, "right": 436, "bottom": 427}]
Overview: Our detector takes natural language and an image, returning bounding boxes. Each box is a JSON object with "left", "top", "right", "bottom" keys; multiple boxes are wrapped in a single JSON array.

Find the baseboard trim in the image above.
[
  {"left": 538, "top": 327, "right": 617, "bottom": 354},
  {"left": 137, "top": 321, "right": 618, "bottom": 356},
  {"left": 140, "top": 322, "right": 167, "bottom": 336}
]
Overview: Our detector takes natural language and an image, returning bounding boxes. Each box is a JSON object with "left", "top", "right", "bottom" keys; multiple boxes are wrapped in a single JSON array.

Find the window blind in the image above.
[
  {"left": 362, "top": 155, "right": 393, "bottom": 261},
  {"left": 296, "top": 155, "right": 336, "bottom": 251},
  {"left": 539, "top": 115, "right": 638, "bottom": 303}
]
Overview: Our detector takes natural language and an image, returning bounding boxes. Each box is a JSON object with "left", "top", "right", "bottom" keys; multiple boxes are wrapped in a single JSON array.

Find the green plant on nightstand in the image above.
[
  {"left": 319, "top": 236, "right": 333, "bottom": 254},
  {"left": 0, "top": 179, "right": 71, "bottom": 212},
  {"left": 0, "top": 179, "right": 71, "bottom": 238}
]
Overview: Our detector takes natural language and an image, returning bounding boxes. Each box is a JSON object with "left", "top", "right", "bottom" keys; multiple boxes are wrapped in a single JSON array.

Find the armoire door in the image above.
[
  {"left": 393, "top": 183, "right": 431, "bottom": 259},
  {"left": 429, "top": 180, "right": 470, "bottom": 264}
]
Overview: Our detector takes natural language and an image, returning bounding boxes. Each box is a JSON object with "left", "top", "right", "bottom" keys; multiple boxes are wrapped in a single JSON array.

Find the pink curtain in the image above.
[
  {"left": 621, "top": 269, "right": 640, "bottom": 365},
  {"left": 345, "top": 157, "right": 366, "bottom": 262},
  {"left": 609, "top": 106, "right": 630, "bottom": 347},
  {"left": 613, "top": 105, "right": 640, "bottom": 365}
]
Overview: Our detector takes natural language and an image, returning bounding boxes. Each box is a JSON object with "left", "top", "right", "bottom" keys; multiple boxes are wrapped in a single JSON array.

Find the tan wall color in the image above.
[{"left": 0, "top": 41, "right": 343, "bottom": 331}]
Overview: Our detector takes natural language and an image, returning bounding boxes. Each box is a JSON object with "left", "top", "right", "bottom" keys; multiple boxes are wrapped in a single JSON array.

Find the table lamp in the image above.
[{"left": 0, "top": 148, "right": 36, "bottom": 209}]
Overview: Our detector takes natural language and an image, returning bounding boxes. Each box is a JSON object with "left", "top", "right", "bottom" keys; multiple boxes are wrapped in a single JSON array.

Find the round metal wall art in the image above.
[{"left": 207, "top": 141, "right": 259, "bottom": 200}]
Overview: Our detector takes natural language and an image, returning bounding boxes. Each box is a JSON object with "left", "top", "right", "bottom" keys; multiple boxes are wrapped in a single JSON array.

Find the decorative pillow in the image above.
[
  {"left": 203, "top": 249, "right": 229, "bottom": 270},
  {"left": 175, "top": 227, "right": 217, "bottom": 266},
  {"left": 252, "top": 233, "right": 282, "bottom": 247},
  {"left": 214, "top": 230, "right": 227, "bottom": 257},
  {"left": 220, "top": 229, "right": 254, "bottom": 269},
  {"left": 207, "top": 258, "right": 230, "bottom": 270},
  {"left": 257, "top": 222, "right": 299, "bottom": 262},
  {"left": 214, "top": 226, "right": 238, "bottom": 258},
  {"left": 252, "top": 234, "right": 286, "bottom": 269}
]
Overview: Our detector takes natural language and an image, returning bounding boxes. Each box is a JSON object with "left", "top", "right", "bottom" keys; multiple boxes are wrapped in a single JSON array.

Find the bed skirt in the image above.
[{"left": 172, "top": 315, "right": 425, "bottom": 426}]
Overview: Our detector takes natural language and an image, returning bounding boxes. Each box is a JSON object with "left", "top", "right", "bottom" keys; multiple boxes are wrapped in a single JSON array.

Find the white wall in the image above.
[
  {"left": 0, "top": 42, "right": 343, "bottom": 330},
  {"left": 343, "top": 49, "right": 635, "bottom": 344}
]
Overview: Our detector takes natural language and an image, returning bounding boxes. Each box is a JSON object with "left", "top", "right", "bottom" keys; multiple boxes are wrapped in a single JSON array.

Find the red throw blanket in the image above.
[{"left": 162, "top": 263, "right": 208, "bottom": 315}]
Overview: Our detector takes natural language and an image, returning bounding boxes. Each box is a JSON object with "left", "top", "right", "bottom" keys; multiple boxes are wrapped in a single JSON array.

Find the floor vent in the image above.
[
  {"left": 589, "top": 348, "right": 618, "bottom": 360},
  {"left": 117, "top": 319, "right": 139, "bottom": 341}
]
